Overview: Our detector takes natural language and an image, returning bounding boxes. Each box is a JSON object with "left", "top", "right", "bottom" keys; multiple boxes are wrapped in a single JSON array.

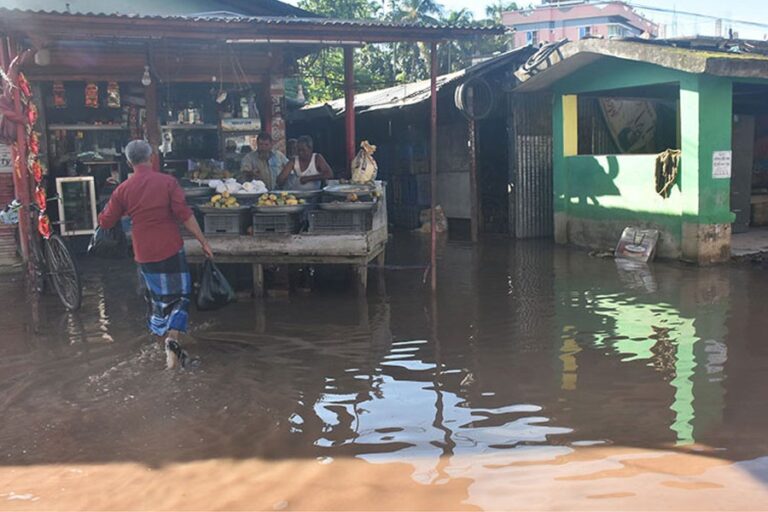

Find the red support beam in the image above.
[
  {"left": 429, "top": 42, "right": 438, "bottom": 292},
  {"left": 4, "top": 37, "right": 31, "bottom": 263},
  {"left": 344, "top": 46, "right": 355, "bottom": 179}
]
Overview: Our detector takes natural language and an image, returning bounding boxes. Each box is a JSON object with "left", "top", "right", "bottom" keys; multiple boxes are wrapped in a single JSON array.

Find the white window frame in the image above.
[{"left": 56, "top": 176, "right": 98, "bottom": 236}]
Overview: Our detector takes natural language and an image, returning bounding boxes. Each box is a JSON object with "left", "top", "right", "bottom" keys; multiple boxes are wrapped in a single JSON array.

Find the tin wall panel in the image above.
[{"left": 511, "top": 93, "right": 554, "bottom": 239}]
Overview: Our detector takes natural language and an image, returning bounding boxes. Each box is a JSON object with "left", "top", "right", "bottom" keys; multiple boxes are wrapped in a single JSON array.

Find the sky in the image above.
[{"left": 286, "top": 0, "right": 768, "bottom": 39}]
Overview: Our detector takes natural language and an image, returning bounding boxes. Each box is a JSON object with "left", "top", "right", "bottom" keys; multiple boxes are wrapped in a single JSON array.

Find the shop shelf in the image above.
[
  {"left": 161, "top": 124, "right": 218, "bottom": 130},
  {"left": 48, "top": 124, "right": 127, "bottom": 131},
  {"left": 308, "top": 210, "right": 372, "bottom": 234},
  {"left": 252, "top": 213, "right": 301, "bottom": 235}
]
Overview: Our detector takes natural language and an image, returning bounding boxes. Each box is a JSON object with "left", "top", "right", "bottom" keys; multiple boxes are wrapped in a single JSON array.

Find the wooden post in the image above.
[
  {"left": 429, "top": 42, "right": 438, "bottom": 292},
  {"left": 468, "top": 86, "right": 479, "bottom": 243},
  {"left": 252, "top": 263, "right": 264, "bottom": 298},
  {"left": 344, "top": 46, "right": 355, "bottom": 180},
  {"left": 4, "top": 37, "right": 31, "bottom": 263},
  {"left": 144, "top": 77, "right": 161, "bottom": 171}
]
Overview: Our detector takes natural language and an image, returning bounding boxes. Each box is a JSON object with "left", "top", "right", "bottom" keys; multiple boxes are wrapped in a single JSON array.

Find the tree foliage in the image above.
[{"left": 296, "top": 0, "right": 521, "bottom": 103}]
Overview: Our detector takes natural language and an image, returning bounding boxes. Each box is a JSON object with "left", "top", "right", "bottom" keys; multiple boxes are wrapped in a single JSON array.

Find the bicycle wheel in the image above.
[{"left": 44, "top": 234, "right": 82, "bottom": 311}]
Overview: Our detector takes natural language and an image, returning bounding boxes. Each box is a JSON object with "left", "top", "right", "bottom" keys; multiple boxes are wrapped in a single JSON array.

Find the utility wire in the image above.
[{"left": 622, "top": 1, "right": 768, "bottom": 31}]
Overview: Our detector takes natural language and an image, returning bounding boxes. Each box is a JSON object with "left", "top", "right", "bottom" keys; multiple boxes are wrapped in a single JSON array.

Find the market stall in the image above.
[{"left": 183, "top": 180, "right": 388, "bottom": 294}]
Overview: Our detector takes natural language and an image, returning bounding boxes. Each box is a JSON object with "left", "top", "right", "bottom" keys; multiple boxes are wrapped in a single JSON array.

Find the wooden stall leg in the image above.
[
  {"left": 254, "top": 299, "right": 266, "bottom": 334},
  {"left": 375, "top": 250, "right": 386, "bottom": 294},
  {"left": 376, "top": 249, "right": 386, "bottom": 267},
  {"left": 354, "top": 263, "right": 368, "bottom": 295},
  {"left": 252, "top": 263, "right": 264, "bottom": 298}
]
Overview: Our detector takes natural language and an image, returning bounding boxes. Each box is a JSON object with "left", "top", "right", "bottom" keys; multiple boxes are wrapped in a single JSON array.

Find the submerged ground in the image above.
[{"left": 1, "top": 234, "right": 767, "bottom": 510}]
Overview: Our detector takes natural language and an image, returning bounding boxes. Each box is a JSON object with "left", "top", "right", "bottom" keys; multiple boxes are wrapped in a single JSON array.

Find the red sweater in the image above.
[{"left": 99, "top": 164, "right": 193, "bottom": 263}]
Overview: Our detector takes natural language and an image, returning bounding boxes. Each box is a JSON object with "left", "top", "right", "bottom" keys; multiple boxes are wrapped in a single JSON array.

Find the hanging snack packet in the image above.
[
  {"left": 85, "top": 82, "right": 99, "bottom": 108},
  {"left": 53, "top": 81, "right": 66, "bottom": 108},
  {"left": 107, "top": 81, "right": 121, "bottom": 108}
]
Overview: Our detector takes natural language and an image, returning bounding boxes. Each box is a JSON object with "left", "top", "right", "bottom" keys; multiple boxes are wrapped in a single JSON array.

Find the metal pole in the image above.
[
  {"left": 468, "top": 86, "right": 479, "bottom": 243},
  {"left": 344, "top": 46, "right": 355, "bottom": 179},
  {"left": 430, "top": 42, "right": 438, "bottom": 292},
  {"left": 5, "top": 37, "right": 31, "bottom": 263}
]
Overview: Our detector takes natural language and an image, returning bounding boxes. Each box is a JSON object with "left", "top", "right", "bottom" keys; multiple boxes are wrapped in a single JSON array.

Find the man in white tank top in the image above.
[{"left": 277, "top": 135, "right": 334, "bottom": 191}]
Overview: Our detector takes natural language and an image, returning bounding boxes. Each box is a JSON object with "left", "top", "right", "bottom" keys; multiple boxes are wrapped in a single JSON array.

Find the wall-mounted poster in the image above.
[
  {"left": 56, "top": 176, "right": 97, "bottom": 236},
  {"left": 712, "top": 150, "right": 732, "bottom": 179},
  {"left": 0, "top": 144, "right": 11, "bottom": 173},
  {"left": 599, "top": 98, "right": 657, "bottom": 154}
]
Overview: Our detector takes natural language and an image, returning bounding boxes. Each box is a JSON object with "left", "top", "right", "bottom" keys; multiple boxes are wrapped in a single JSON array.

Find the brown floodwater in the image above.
[{"left": 1, "top": 234, "right": 768, "bottom": 510}]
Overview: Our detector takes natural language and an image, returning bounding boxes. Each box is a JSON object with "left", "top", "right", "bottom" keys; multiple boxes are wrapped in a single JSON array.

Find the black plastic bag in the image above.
[
  {"left": 87, "top": 224, "right": 127, "bottom": 258},
  {"left": 196, "top": 260, "right": 235, "bottom": 311}
]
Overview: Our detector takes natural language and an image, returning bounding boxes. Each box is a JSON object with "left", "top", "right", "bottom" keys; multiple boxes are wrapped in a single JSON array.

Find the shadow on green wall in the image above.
[{"left": 565, "top": 156, "right": 620, "bottom": 206}]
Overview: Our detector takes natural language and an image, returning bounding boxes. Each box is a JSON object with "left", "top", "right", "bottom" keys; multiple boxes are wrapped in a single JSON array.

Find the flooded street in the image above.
[{"left": 1, "top": 234, "right": 768, "bottom": 510}]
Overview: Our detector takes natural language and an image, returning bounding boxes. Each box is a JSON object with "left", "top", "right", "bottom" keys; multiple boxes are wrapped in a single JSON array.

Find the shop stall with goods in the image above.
[{"left": 184, "top": 177, "right": 388, "bottom": 295}]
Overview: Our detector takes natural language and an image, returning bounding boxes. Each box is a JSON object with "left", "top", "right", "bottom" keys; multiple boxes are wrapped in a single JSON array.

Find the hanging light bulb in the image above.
[{"left": 141, "top": 65, "right": 152, "bottom": 87}]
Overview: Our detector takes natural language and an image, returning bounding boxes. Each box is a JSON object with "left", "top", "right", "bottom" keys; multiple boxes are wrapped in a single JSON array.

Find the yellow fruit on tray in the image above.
[{"left": 211, "top": 194, "right": 222, "bottom": 202}]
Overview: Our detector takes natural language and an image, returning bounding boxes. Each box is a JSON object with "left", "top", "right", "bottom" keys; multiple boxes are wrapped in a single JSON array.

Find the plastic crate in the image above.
[
  {"left": 308, "top": 210, "right": 372, "bottom": 234},
  {"left": 252, "top": 213, "right": 301, "bottom": 235},
  {"left": 202, "top": 209, "right": 251, "bottom": 235}
]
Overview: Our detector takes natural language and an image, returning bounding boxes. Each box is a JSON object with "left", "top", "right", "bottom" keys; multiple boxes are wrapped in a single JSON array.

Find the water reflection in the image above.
[{"left": 1, "top": 236, "right": 767, "bottom": 509}]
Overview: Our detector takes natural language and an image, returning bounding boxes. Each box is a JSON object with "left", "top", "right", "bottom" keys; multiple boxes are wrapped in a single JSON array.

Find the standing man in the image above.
[
  {"left": 99, "top": 140, "right": 213, "bottom": 370},
  {"left": 240, "top": 132, "right": 288, "bottom": 190}
]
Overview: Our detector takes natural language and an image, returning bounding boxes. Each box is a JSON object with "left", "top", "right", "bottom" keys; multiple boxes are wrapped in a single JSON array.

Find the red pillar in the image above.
[
  {"left": 429, "top": 42, "right": 438, "bottom": 292},
  {"left": 344, "top": 46, "right": 355, "bottom": 180},
  {"left": 4, "top": 37, "right": 31, "bottom": 262}
]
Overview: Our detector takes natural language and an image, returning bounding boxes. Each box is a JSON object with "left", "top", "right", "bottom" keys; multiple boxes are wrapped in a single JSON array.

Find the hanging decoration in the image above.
[
  {"left": 85, "top": 82, "right": 99, "bottom": 108},
  {"left": 14, "top": 71, "right": 51, "bottom": 239},
  {"left": 107, "top": 81, "right": 121, "bottom": 108},
  {"left": 52, "top": 81, "right": 67, "bottom": 108}
]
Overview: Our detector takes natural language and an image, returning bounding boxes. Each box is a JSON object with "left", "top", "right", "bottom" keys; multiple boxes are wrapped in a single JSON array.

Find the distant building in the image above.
[{"left": 502, "top": 0, "right": 658, "bottom": 48}]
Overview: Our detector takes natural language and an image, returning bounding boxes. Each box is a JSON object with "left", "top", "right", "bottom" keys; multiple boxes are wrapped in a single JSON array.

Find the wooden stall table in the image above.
[
  {"left": 184, "top": 226, "right": 387, "bottom": 296},
  {"left": 185, "top": 182, "right": 389, "bottom": 296}
]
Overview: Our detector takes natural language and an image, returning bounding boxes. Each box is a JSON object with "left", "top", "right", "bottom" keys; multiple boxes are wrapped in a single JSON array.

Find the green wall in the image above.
[{"left": 551, "top": 57, "right": 737, "bottom": 255}]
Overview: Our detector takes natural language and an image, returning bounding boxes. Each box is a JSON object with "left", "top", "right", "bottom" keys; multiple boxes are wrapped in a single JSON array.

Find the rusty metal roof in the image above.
[
  {"left": 0, "top": 8, "right": 504, "bottom": 40},
  {"left": 298, "top": 46, "right": 536, "bottom": 118}
]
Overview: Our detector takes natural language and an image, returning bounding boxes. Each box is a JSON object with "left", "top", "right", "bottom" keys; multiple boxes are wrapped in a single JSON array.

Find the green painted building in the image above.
[{"left": 514, "top": 39, "right": 768, "bottom": 264}]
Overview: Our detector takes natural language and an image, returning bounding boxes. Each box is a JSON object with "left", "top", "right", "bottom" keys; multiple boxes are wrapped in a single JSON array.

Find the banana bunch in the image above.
[
  {"left": 206, "top": 191, "right": 240, "bottom": 208},
  {"left": 258, "top": 192, "right": 305, "bottom": 207}
]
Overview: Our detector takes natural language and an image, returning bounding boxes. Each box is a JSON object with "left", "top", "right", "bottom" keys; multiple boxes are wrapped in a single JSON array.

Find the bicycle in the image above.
[{"left": 2, "top": 198, "right": 83, "bottom": 311}]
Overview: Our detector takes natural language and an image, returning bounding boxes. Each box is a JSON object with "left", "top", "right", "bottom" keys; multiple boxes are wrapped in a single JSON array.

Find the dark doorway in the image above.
[{"left": 478, "top": 116, "right": 510, "bottom": 234}]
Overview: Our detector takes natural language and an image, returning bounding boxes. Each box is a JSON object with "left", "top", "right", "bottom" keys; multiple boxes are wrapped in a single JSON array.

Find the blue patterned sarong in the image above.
[{"left": 139, "top": 249, "right": 192, "bottom": 336}]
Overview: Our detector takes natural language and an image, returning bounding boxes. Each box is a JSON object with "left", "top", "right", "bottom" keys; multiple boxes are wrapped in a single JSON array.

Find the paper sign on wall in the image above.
[
  {"left": 712, "top": 151, "right": 732, "bottom": 179},
  {"left": 0, "top": 145, "right": 11, "bottom": 174}
]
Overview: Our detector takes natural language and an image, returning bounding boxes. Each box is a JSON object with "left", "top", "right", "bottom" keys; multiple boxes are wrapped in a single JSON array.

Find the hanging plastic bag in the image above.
[
  {"left": 351, "top": 140, "right": 378, "bottom": 183},
  {"left": 87, "top": 224, "right": 127, "bottom": 258},
  {"left": 196, "top": 259, "right": 235, "bottom": 311}
]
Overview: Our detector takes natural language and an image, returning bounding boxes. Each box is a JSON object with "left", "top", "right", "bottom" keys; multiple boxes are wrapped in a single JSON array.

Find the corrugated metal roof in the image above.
[
  {"left": 0, "top": 7, "right": 503, "bottom": 32},
  {"left": 300, "top": 46, "right": 536, "bottom": 117}
]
